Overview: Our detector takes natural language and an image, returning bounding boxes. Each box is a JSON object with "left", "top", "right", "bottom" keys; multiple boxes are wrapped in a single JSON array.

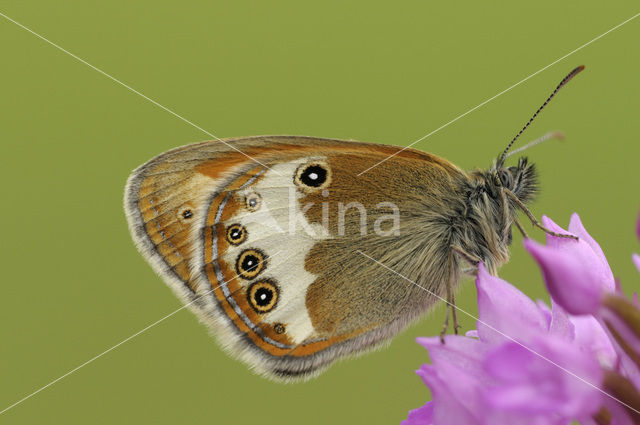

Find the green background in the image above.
[{"left": 1, "top": 1, "right": 639, "bottom": 424}]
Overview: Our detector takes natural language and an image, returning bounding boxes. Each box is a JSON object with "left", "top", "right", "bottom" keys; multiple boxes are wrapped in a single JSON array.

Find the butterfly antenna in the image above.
[
  {"left": 504, "top": 130, "right": 564, "bottom": 159},
  {"left": 499, "top": 65, "right": 585, "bottom": 165}
]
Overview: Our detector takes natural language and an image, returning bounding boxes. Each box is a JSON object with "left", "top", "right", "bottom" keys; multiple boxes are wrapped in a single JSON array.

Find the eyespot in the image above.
[
  {"left": 273, "top": 323, "right": 286, "bottom": 334},
  {"left": 236, "top": 249, "right": 267, "bottom": 279},
  {"left": 247, "top": 280, "right": 279, "bottom": 313},
  {"left": 226, "top": 224, "right": 247, "bottom": 245},
  {"left": 177, "top": 204, "right": 195, "bottom": 222},
  {"left": 245, "top": 193, "right": 262, "bottom": 212},
  {"left": 294, "top": 161, "right": 331, "bottom": 191}
]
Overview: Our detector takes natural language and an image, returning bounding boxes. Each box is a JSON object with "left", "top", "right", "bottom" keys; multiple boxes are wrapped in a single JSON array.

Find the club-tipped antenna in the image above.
[
  {"left": 504, "top": 131, "right": 565, "bottom": 159},
  {"left": 499, "top": 65, "right": 585, "bottom": 165}
]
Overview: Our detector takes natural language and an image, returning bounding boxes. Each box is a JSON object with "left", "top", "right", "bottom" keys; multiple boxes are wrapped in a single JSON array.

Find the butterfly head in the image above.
[
  {"left": 467, "top": 156, "right": 538, "bottom": 219},
  {"left": 456, "top": 156, "right": 537, "bottom": 275},
  {"left": 492, "top": 156, "right": 538, "bottom": 204}
]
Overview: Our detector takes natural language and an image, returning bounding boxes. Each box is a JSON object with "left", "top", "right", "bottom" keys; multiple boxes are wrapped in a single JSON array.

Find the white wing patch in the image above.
[{"left": 221, "top": 158, "right": 329, "bottom": 344}]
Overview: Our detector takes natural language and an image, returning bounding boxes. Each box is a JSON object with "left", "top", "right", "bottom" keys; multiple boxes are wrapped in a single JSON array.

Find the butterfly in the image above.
[{"left": 124, "top": 66, "right": 583, "bottom": 381}]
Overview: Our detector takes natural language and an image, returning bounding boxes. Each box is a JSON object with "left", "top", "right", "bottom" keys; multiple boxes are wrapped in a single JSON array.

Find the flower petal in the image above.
[
  {"left": 418, "top": 335, "right": 488, "bottom": 378},
  {"left": 415, "top": 362, "right": 483, "bottom": 425},
  {"left": 475, "top": 263, "right": 548, "bottom": 343},
  {"left": 548, "top": 300, "right": 615, "bottom": 368},
  {"left": 541, "top": 215, "right": 615, "bottom": 291},
  {"left": 633, "top": 253, "right": 640, "bottom": 274},
  {"left": 482, "top": 335, "right": 603, "bottom": 419},
  {"left": 541, "top": 215, "right": 573, "bottom": 249},
  {"left": 536, "top": 300, "right": 552, "bottom": 329},
  {"left": 571, "top": 315, "right": 617, "bottom": 368},
  {"left": 549, "top": 299, "right": 575, "bottom": 340},
  {"left": 524, "top": 238, "right": 605, "bottom": 315},
  {"left": 401, "top": 402, "right": 433, "bottom": 425},
  {"left": 569, "top": 214, "right": 614, "bottom": 290}
]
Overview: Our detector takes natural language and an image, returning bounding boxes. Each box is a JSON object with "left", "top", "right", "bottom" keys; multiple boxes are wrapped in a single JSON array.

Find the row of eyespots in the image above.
[
  {"left": 229, "top": 192, "right": 282, "bottom": 330},
  {"left": 214, "top": 162, "right": 330, "bottom": 335}
]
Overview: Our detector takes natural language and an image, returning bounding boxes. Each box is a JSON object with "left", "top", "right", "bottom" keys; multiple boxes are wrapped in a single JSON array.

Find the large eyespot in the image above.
[
  {"left": 236, "top": 249, "right": 267, "bottom": 279},
  {"left": 294, "top": 161, "right": 331, "bottom": 191},
  {"left": 245, "top": 193, "right": 262, "bottom": 212},
  {"left": 247, "top": 280, "right": 279, "bottom": 313},
  {"left": 226, "top": 224, "right": 247, "bottom": 245}
]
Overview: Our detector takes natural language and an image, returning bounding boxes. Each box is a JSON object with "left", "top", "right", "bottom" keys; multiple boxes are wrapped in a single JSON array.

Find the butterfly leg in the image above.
[
  {"left": 504, "top": 189, "right": 578, "bottom": 240},
  {"left": 450, "top": 290, "right": 460, "bottom": 335},
  {"left": 451, "top": 245, "right": 481, "bottom": 268},
  {"left": 439, "top": 308, "right": 450, "bottom": 343},
  {"left": 440, "top": 251, "right": 472, "bottom": 342},
  {"left": 439, "top": 278, "right": 461, "bottom": 342},
  {"left": 513, "top": 218, "right": 529, "bottom": 239},
  {"left": 451, "top": 245, "right": 481, "bottom": 283}
]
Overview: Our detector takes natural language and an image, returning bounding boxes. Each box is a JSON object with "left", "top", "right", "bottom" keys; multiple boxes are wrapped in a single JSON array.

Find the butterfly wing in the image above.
[{"left": 124, "top": 136, "right": 467, "bottom": 380}]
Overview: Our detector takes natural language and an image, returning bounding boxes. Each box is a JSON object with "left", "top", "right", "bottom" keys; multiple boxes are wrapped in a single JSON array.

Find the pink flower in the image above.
[
  {"left": 407, "top": 334, "right": 603, "bottom": 425},
  {"left": 403, "top": 263, "right": 607, "bottom": 425},
  {"left": 404, "top": 213, "right": 640, "bottom": 425}
]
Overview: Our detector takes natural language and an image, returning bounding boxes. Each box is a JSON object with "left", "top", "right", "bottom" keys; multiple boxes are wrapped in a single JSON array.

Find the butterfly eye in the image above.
[
  {"left": 294, "top": 161, "right": 331, "bottom": 191},
  {"left": 498, "top": 170, "right": 514, "bottom": 189},
  {"left": 247, "top": 280, "right": 279, "bottom": 313},
  {"left": 236, "top": 249, "right": 267, "bottom": 279},
  {"left": 226, "top": 224, "right": 247, "bottom": 245},
  {"left": 245, "top": 193, "right": 262, "bottom": 212}
]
